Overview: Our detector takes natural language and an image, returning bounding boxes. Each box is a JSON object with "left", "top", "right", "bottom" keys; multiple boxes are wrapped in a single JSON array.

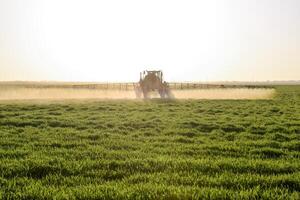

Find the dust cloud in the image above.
[
  {"left": 0, "top": 88, "right": 136, "bottom": 100},
  {"left": 0, "top": 87, "right": 275, "bottom": 101},
  {"left": 172, "top": 88, "right": 275, "bottom": 100}
]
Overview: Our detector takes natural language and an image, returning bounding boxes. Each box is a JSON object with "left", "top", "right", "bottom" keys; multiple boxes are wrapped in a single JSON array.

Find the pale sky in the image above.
[{"left": 0, "top": 0, "right": 299, "bottom": 82}]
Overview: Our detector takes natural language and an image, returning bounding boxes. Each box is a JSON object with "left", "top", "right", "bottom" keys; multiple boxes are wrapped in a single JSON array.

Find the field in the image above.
[{"left": 0, "top": 86, "right": 299, "bottom": 199}]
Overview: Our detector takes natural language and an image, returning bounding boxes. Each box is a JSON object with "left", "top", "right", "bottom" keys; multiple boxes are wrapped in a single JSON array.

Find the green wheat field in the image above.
[{"left": 0, "top": 86, "right": 299, "bottom": 199}]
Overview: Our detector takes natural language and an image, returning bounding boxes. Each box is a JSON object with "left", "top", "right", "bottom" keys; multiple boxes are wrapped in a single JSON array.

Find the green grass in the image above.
[{"left": 0, "top": 86, "right": 299, "bottom": 199}]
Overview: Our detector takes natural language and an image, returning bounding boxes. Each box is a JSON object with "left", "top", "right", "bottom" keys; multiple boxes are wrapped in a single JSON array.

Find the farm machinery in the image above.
[
  {"left": 135, "top": 70, "right": 171, "bottom": 99},
  {"left": 47, "top": 70, "right": 273, "bottom": 100}
]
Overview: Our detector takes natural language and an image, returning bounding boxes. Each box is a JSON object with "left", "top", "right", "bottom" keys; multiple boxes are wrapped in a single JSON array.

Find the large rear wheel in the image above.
[
  {"left": 134, "top": 86, "right": 142, "bottom": 99},
  {"left": 142, "top": 88, "right": 149, "bottom": 99},
  {"left": 159, "top": 89, "right": 166, "bottom": 98}
]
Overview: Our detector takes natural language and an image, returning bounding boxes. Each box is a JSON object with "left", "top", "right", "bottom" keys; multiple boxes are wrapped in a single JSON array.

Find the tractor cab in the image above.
[{"left": 140, "top": 71, "right": 163, "bottom": 84}]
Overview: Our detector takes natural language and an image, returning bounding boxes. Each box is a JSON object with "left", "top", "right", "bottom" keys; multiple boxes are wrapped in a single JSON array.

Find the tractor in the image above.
[{"left": 135, "top": 70, "right": 171, "bottom": 99}]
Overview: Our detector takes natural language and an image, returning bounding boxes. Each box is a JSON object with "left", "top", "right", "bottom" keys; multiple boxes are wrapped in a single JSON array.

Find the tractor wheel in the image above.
[
  {"left": 165, "top": 88, "right": 173, "bottom": 99},
  {"left": 134, "top": 86, "right": 142, "bottom": 99},
  {"left": 159, "top": 89, "right": 166, "bottom": 98},
  {"left": 142, "top": 88, "right": 149, "bottom": 99}
]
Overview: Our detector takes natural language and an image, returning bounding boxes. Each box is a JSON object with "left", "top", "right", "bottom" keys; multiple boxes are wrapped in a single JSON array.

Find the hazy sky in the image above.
[{"left": 0, "top": 0, "right": 299, "bottom": 82}]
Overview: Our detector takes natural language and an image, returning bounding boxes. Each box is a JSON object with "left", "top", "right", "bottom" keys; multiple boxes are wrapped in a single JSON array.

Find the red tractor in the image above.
[{"left": 135, "top": 70, "right": 171, "bottom": 99}]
